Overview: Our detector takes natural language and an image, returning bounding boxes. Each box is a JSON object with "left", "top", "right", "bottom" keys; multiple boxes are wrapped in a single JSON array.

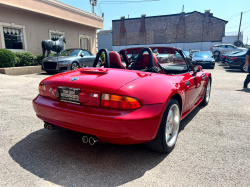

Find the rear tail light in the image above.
[
  {"left": 222, "top": 56, "right": 225, "bottom": 58},
  {"left": 232, "top": 57, "right": 237, "bottom": 60},
  {"left": 211, "top": 46, "right": 213, "bottom": 50},
  {"left": 101, "top": 93, "right": 142, "bottom": 110},
  {"left": 39, "top": 84, "right": 47, "bottom": 96},
  {"left": 228, "top": 56, "right": 230, "bottom": 59}
]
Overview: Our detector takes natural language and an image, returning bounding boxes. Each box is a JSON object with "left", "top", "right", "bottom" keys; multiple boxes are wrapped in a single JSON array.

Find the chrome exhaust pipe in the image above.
[
  {"left": 47, "top": 124, "right": 53, "bottom": 130},
  {"left": 89, "top": 137, "right": 101, "bottom": 145},
  {"left": 82, "top": 136, "right": 89, "bottom": 143},
  {"left": 44, "top": 122, "right": 58, "bottom": 130}
]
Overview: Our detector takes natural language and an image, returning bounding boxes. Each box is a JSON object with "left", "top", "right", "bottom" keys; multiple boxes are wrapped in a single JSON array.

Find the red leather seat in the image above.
[
  {"left": 138, "top": 54, "right": 159, "bottom": 69},
  {"left": 109, "top": 52, "right": 126, "bottom": 69},
  {"left": 138, "top": 54, "right": 166, "bottom": 74}
]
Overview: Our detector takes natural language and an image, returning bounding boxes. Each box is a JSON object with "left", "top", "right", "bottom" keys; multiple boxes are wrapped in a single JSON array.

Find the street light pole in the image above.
[
  {"left": 90, "top": 0, "right": 97, "bottom": 14},
  {"left": 237, "top": 12, "right": 243, "bottom": 41}
]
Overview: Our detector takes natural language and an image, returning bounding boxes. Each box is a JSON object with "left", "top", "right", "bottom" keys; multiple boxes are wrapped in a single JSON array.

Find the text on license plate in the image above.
[{"left": 58, "top": 87, "right": 80, "bottom": 104}]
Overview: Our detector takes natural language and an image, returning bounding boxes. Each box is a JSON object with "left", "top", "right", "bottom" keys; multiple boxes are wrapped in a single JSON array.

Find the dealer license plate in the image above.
[{"left": 58, "top": 87, "right": 80, "bottom": 104}]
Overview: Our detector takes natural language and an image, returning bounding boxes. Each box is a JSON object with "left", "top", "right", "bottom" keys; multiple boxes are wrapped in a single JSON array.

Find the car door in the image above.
[
  {"left": 81, "top": 50, "right": 94, "bottom": 67},
  {"left": 220, "top": 45, "right": 228, "bottom": 54},
  {"left": 176, "top": 51, "right": 204, "bottom": 112},
  {"left": 227, "top": 45, "right": 236, "bottom": 53}
]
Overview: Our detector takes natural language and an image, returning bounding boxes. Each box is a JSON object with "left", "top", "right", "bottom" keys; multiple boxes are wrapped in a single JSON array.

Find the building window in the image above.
[
  {"left": 49, "top": 30, "right": 65, "bottom": 50},
  {"left": 0, "top": 22, "right": 27, "bottom": 52},
  {"left": 50, "top": 33, "right": 63, "bottom": 41},
  {"left": 79, "top": 34, "right": 92, "bottom": 53},
  {"left": 3, "top": 27, "right": 23, "bottom": 49}
]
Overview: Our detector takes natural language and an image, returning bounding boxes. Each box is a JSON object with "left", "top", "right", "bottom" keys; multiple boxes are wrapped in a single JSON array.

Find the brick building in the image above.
[{"left": 112, "top": 10, "right": 228, "bottom": 51}]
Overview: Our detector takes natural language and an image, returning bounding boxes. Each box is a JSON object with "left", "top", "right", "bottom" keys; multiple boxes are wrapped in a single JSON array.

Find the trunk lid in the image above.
[{"left": 41, "top": 68, "right": 150, "bottom": 107}]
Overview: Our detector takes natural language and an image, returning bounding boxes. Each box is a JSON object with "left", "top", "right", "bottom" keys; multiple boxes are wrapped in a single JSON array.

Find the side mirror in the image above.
[
  {"left": 193, "top": 65, "right": 202, "bottom": 72},
  {"left": 80, "top": 54, "right": 84, "bottom": 57}
]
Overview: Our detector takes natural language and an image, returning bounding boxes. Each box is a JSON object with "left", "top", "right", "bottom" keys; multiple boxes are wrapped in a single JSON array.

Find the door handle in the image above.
[{"left": 185, "top": 81, "right": 190, "bottom": 86}]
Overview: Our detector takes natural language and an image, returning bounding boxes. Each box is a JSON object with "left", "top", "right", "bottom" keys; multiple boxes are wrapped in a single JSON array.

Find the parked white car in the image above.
[{"left": 211, "top": 44, "right": 247, "bottom": 56}]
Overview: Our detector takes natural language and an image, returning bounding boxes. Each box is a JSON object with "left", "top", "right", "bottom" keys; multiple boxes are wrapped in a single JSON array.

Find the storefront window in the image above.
[
  {"left": 51, "top": 34, "right": 62, "bottom": 41},
  {"left": 3, "top": 27, "right": 23, "bottom": 49}
]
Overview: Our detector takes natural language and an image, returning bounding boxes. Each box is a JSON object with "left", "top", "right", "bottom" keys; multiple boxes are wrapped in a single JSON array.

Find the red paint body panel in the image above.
[{"left": 33, "top": 95, "right": 165, "bottom": 144}]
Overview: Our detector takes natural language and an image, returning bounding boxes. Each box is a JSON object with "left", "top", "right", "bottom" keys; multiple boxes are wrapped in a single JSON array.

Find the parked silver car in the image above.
[
  {"left": 42, "top": 48, "right": 101, "bottom": 73},
  {"left": 211, "top": 44, "right": 247, "bottom": 56}
]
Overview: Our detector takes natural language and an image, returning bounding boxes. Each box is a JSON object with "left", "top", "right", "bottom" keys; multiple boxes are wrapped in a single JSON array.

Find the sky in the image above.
[{"left": 59, "top": 0, "right": 250, "bottom": 44}]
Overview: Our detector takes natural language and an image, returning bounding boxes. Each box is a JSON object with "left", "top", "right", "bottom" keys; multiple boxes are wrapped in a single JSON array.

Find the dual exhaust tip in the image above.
[
  {"left": 82, "top": 136, "right": 101, "bottom": 146},
  {"left": 44, "top": 122, "right": 58, "bottom": 130},
  {"left": 44, "top": 122, "right": 100, "bottom": 145}
]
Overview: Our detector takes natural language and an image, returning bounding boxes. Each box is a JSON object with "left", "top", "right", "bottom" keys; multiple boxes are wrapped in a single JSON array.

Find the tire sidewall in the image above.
[{"left": 71, "top": 62, "right": 79, "bottom": 70}]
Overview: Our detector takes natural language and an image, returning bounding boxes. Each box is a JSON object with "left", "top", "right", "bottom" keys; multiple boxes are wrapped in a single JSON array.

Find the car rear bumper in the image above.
[
  {"left": 227, "top": 60, "right": 243, "bottom": 67},
  {"left": 33, "top": 95, "right": 165, "bottom": 144}
]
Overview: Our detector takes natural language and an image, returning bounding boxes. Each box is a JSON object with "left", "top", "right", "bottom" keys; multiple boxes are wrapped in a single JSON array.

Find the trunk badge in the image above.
[
  {"left": 91, "top": 93, "right": 98, "bottom": 98},
  {"left": 70, "top": 77, "right": 79, "bottom": 81}
]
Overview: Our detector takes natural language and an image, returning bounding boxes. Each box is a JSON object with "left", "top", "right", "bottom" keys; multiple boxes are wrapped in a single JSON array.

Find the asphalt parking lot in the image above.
[{"left": 0, "top": 62, "right": 249, "bottom": 187}]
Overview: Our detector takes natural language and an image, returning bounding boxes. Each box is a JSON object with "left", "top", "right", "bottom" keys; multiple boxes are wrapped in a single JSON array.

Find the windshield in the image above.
[
  {"left": 193, "top": 52, "right": 212, "bottom": 58},
  {"left": 59, "top": 49, "right": 80, "bottom": 56}
]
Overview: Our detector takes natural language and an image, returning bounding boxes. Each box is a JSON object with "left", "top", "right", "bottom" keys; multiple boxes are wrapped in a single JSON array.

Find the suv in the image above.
[{"left": 211, "top": 44, "right": 247, "bottom": 56}]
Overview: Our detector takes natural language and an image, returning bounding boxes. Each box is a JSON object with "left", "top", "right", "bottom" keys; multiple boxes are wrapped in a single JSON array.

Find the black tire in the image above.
[
  {"left": 145, "top": 98, "right": 180, "bottom": 153},
  {"left": 71, "top": 62, "right": 79, "bottom": 70},
  {"left": 200, "top": 78, "right": 211, "bottom": 106},
  {"left": 240, "top": 63, "right": 248, "bottom": 72}
]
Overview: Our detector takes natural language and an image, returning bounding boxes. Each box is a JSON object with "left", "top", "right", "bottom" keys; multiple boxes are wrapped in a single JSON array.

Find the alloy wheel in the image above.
[
  {"left": 206, "top": 79, "right": 211, "bottom": 103},
  {"left": 165, "top": 104, "right": 180, "bottom": 147},
  {"left": 71, "top": 63, "right": 79, "bottom": 70}
]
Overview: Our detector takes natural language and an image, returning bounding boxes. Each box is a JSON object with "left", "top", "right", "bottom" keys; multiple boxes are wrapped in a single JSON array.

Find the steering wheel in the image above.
[
  {"left": 93, "top": 49, "right": 110, "bottom": 68},
  {"left": 133, "top": 48, "right": 155, "bottom": 70}
]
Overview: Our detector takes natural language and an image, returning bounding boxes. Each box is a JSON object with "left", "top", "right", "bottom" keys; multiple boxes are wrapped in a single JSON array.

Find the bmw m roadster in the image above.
[{"left": 33, "top": 47, "right": 212, "bottom": 153}]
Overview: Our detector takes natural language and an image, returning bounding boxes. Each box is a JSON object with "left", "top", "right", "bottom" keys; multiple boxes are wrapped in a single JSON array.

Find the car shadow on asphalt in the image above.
[
  {"left": 9, "top": 128, "right": 167, "bottom": 187},
  {"left": 179, "top": 105, "right": 205, "bottom": 133},
  {"left": 222, "top": 67, "right": 245, "bottom": 73}
]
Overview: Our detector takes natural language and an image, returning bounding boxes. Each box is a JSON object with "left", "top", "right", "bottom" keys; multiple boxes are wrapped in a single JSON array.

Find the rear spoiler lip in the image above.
[{"left": 80, "top": 69, "right": 108, "bottom": 74}]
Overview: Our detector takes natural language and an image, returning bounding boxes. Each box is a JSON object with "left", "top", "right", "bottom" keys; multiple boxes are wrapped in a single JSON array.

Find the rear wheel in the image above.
[
  {"left": 145, "top": 98, "right": 180, "bottom": 153},
  {"left": 241, "top": 64, "right": 248, "bottom": 72},
  {"left": 71, "top": 62, "right": 79, "bottom": 70},
  {"left": 200, "top": 78, "right": 211, "bottom": 106}
]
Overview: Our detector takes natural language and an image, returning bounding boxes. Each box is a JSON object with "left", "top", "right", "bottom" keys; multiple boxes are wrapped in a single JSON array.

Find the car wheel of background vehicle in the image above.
[
  {"left": 145, "top": 98, "right": 180, "bottom": 153},
  {"left": 71, "top": 62, "right": 79, "bottom": 70},
  {"left": 241, "top": 64, "right": 248, "bottom": 72},
  {"left": 200, "top": 78, "right": 211, "bottom": 106}
]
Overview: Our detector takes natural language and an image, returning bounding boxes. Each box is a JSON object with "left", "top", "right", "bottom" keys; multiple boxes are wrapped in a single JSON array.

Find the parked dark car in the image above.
[
  {"left": 42, "top": 48, "right": 101, "bottom": 73},
  {"left": 220, "top": 51, "right": 241, "bottom": 64},
  {"left": 226, "top": 51, "right": 248, "bottom": 72},
  {"left": 192, "top": 51, "right": 215, "bottom": 69}
]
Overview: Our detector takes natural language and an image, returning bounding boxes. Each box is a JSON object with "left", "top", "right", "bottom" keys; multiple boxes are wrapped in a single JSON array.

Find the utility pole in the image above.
[
  {"left": 90, "top": 0, "right": 97, "bottom": 14},
  {"left": 237, "top": 12, "right": 243, "bottom": 41}
]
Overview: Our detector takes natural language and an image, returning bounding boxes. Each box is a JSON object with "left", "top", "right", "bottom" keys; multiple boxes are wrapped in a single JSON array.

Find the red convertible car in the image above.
[{"left": 33, "top": 47, "right": 212, "bottom": 153}]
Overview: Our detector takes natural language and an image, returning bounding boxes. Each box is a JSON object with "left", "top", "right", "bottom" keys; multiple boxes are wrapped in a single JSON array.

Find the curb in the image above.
[{"left": 0, "top": 65, "right": 44, "bottom": 75}]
